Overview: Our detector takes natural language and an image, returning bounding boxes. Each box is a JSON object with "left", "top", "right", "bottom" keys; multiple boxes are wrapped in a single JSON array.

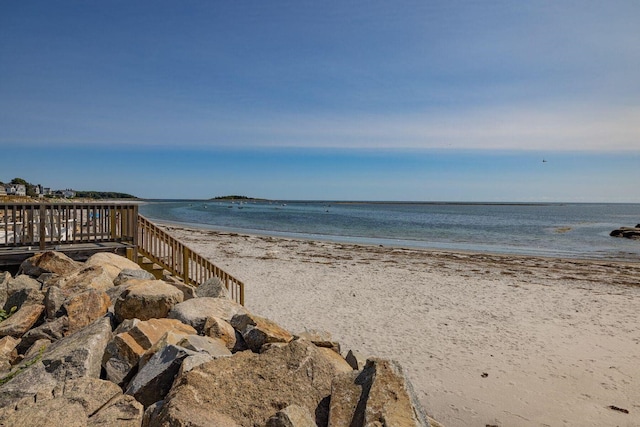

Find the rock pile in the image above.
[
  {"left": 0, "top": 251, "right": 432, "bottom": 426},
  {"left": 610, "top": 225, "right": 640, "bottom": 240}
]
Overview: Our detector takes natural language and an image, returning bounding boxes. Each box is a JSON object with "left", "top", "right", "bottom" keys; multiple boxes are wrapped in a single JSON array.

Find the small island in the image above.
[{"left": 210, "top": 195, "right": 268, "bottom": 201}]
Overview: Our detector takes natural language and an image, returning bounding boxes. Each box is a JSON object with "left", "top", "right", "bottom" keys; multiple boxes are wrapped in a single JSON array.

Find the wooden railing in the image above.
[
  {"left": 137, "top": 215, "right": 244, "bottom": 305},
  {"left": 0, "top": 202, "right": 138, "bottom": 249},
  {"left": 0, "top": 202, "right": 244, "bottom": 305}
]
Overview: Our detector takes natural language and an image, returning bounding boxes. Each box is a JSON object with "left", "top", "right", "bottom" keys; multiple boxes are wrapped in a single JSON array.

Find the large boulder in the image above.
[
  {"left": 0, "top": 318, "right": 111, "bottom": 409},
  {"left": 0, "top": 304, "right": 44, "bottom": 338},
  {"left": 40, "top": 316, "right": 112, "bottom": 382},
  {"left": 102, "top": 318, "right": 196, "bottom": 385},
  {"left": 114, "top": 280, "right": 183, "bottom": 323},
  {"left": 58, "top": 265, "right": 117, "bottom": 293},
  {"left": 150, "top": 339, "right": 353, "bottom": 426},
  {"left": 0, "top": 377, "right": 143, "bottom": 427},
  {"left": 63, "top": 289, "right": 110, "bottom": 335},
  {"left": 18, "top": 251, "right": 80, "bottom": 278},
  {"left": 3, "top": 275, "right": 43, "bottom": 311},
  {"left": 196, "top": 276, "right": 229, "bottom": 299},
  {"left": 85, "top": 252, "right": 142, "bottom": 272},
  {"left": 168, "top": 297, "right": 247, "bottom": 333},
  {"left": 230, "top": 312, "right": 293, "bottom": 352},
  {"left": 328, "top": 358, "right": 430, "bottom": 427},
  {"left": 125, "top": 344, "right": 197, "bottom": 408}
]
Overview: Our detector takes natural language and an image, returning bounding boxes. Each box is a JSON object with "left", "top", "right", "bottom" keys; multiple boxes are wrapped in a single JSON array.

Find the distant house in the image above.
[
  {"left": 43, "top": 187, "right": 52, "bottom": 196},
  {"left": 6, "top": 184, "right": 26, "bottom": 196},
  {"left": 0, "top": 186, "right": 6, "bottom": 196},
  {"left": 54, "top": 188, "right": 76, "bottom": 198}
]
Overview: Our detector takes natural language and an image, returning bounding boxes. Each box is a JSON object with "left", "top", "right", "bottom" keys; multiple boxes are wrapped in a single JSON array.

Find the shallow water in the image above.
[{"left": 140, "top": 201, "right": 640, "bottom": 261}]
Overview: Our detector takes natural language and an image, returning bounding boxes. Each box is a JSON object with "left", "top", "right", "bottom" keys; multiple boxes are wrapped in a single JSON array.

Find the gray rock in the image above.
[
  {"left": 196, "top": 276, "right": 229, "bottom": 299},
  {"left": 7, "top": 274, "right": 41, "bottom": 295},
  {"left": 17, "top": 316, "right": 68, "bottom": 354},
  {"left": 40, "top": 316, "right": 112, "bottom": 382},
  {"left": 102, "top": 318, "right": 195, "bottom": 386},
  {"left": 176, "top": 334, "right": 231, "bottom": 357},
  {"left": 0, "top": 271, "right": 11, "bottom": 307},
  {"left": 265, "top": 404, "right": 317, "bottom": 427},
  {"left": 328, "top": 358, "right": 430, "bottom": 427},
  {"left": 142, "top": 401, "right": 164, "bottom": 427},
  {"left": 125, "top": 344, "right": 197, "bottom": 408},
  {"left": 0, "top": 360, "right": 60, "bottom": 410},
  {"left": 3, "top": 287, "right": 44, "bottom": 312},
  {"left": 178, "top": 353, "right": 215, "bottom": 375},
  {"left": 4, "top": 275, "right": 42, "bottom": 311},
  {"left": 168, "top": 297, "right": 247, "bottom": 333},
  {"left": 105, "top": 284, "right": 132, "bottom": 307},
  {"left": 24, "top": 338, "right": 50, "bottom": 359},
  {"left": 44, "top": 286, "right": 66, "bottom": 319}
]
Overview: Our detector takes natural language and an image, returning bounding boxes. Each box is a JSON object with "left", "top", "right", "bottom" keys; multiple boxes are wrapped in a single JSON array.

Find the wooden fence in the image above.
[
  {"left": 137, "top": 215, "right": 244, "bottom": 305},
  {"left": 0, "top": 202, "right": 137, "bottom": 248}
]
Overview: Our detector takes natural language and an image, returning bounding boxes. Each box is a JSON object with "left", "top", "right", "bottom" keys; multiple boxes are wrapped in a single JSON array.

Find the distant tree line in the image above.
[
  {"left": 73, "top": 191, "right": 138, "bottom": 200},
  {"left": 2, "top": 177, "right": 137, "bottom": 200}
]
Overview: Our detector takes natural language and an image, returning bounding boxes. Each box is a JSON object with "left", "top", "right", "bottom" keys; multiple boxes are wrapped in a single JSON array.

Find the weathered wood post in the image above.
[
  {"left": 39, "top": 204, "right": 46, "bottom": 250},
  {"left": 182, "top": 246, "right": 190, "bottom": 285}
]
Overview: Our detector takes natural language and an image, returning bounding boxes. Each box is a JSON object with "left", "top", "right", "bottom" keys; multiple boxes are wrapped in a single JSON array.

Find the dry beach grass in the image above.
[{"left": 161, "top": 224, "right": 640, "bottom": 427}]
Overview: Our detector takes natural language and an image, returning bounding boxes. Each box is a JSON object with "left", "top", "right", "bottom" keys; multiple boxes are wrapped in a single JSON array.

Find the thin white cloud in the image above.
[{"left": 2, "top": 103, "right": 639, "bottom": 152}]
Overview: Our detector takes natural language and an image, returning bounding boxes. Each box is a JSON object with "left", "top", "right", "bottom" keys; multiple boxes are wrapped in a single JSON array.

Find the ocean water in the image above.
[{"left": 139, "top": 201, "right": 640, "bottom": 261}]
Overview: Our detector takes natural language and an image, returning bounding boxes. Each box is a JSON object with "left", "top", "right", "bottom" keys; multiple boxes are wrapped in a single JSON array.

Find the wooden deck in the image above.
[{"left": 0, "top": 201, "right": 245, "bottom": 304}]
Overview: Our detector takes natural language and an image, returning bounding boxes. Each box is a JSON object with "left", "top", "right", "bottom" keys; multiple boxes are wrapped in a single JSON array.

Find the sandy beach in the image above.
[{"left": 161, "top": 223, "right": 640, "bottom": 427}]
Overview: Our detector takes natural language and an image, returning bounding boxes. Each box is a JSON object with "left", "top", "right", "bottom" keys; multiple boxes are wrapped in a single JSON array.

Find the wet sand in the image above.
[{"left": 162, "top": 224, "right": 640, "bottom": 427}]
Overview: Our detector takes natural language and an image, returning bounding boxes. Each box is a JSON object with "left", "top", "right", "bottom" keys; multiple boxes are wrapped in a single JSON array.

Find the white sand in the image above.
[{"left": 162, "top": 224, "right": 640, "bottom": 427}]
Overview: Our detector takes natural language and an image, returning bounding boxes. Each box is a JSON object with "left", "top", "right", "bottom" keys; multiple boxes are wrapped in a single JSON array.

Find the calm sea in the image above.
[{"left": 139, "top": 201, "right": 640, "bottom": 261}]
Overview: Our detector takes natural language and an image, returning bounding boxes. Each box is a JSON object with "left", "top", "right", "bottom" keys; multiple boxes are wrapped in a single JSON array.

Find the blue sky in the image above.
[{"left": 1, "top": 1, "right": 639, "bottom": 201}]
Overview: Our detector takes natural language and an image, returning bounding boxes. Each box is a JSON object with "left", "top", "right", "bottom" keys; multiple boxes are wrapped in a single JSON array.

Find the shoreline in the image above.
[
  {"left": 159, "top": 222, "right": 640, "bottom": 426},
  {"left": 149, "top": 216, "right": 640, "bottom": 264}
]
